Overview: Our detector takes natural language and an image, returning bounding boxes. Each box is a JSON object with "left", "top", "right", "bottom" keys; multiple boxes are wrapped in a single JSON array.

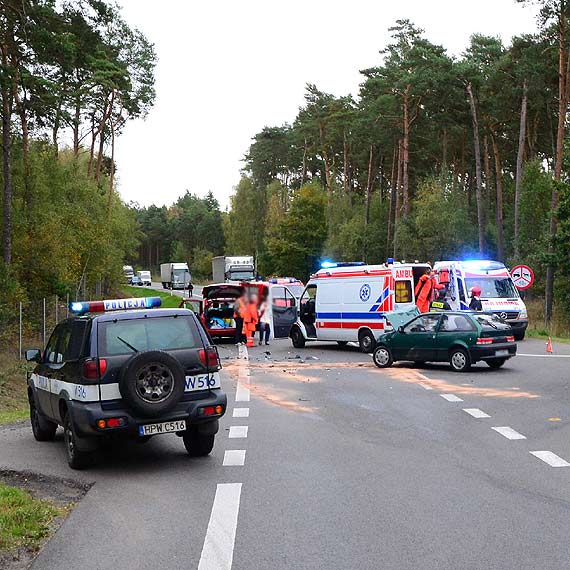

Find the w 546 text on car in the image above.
[
  {"left": 372, "top": 311, "right": 517, "bottom": 372},
  {"left": 25, "top": 296, "right": 226, "bottom": 469}
]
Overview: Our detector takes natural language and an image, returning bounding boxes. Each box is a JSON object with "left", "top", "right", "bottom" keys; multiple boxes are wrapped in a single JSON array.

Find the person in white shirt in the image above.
[{"left": 258, "top": 299, "right": 271, "bottom": 345}]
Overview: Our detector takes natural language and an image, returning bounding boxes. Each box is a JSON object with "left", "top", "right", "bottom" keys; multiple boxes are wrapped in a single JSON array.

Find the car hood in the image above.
[{"left": 385, "top": 307, "right": 420, "bottom": 329}]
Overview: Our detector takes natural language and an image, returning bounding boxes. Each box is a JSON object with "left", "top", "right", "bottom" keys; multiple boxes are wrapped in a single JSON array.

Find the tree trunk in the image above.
[
  {"left": 441, "top": 128, "right": 448, "bottom": 174},
  {"left": 87, "top": 113, "right": 96, "bottom": 176},
  {"left": 301, "top": 137, "right": 307, "bottom": 185},
  {"left": 402, "top": 85, "right": 411, "bottom": 217},
  {"left": 108, "top": 113, "right": 116, "bottom": 215},
  {"left": 73, "top": 95, "right": 81, "bottom": 157},
  {"left": 386, "top": 144, "right": 397, "bottom": 253},
  {"left": 319, "top": 122, "right": 332, "bottom": 202},
  {"left": 13, "top": 80, "right": 31, "bottom": 215},
  {"left": 393, "top": 139, "right": 403, "bottom": 258},
  {"left": 483, "top": 134, "right": 492, "bottom": 227},
  {"left": 343, "top": 129, "right": 348, "bottom": 195},
  {"left": 545, "top": 2, "right": 568, "bottom": 325},
  {"left": 514, "top": 80, "right": 528, "bottom": 259},
  {"left": 490, "top": 130, "right": 504, "bottom": 261},
  {"left": 466, "top": 82, "right": 485, "bottom": 254},
  {"left": 363, "top": 145, "right": 374, "bottom": 262},
  {"left": 1, "top": 46, "right": 13, "bottom": 265}
]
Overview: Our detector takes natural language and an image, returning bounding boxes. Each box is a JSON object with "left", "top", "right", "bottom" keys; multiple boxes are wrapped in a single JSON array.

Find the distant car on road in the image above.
[
  {"left": 372, "top": 311, "right": 517, "bottom": 372},
  {"left": 137, "top": 270, "right": 152, "bottom": 286},
  {"left": 130, "top": 275, "right": 142, "bottom": 286},
  {"left": 25, "top": 297, "right": 226, "bottom": 469}
]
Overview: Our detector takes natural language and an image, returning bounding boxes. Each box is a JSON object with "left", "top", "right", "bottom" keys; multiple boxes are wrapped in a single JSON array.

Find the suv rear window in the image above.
[{"left": 98, "top": 316, "right": 201, "bottom": 356}]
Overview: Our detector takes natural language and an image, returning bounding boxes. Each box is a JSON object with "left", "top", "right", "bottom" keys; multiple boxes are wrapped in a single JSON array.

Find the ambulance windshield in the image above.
[{"left": 465, "top": 277, "right": 518, "bottom": 299}]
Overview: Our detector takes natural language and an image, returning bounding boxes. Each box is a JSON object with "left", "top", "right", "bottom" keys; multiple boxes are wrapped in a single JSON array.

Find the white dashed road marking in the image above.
[
  {"left": 223, "top": 450, "right": 246, "bottom": 466},
  {"left": 197, "top": 483, "right": 242, "bottom": 570},
  {"left": 235, "top": 383, "right": 250, "bottom": 402},
  {"left": 418, "top": 383, "right": 433, "bottom": 390},
  {"left": 492, "top": 426, "right": 527, "bottom": 440},
  {"left": 233, "top": 407, "right": 250, "bottom": 418},
  {"left": 229, "top": 426, "right": 248, "bottom": 439},
  {"left": 530, "top": 451, "right": 570, "bottom": 467},
  {"left": 463, "top": 408, "right": 491, "bottom": 419},
  {"left": 440, "top": 394, "right": 463, "bottom": 402}
]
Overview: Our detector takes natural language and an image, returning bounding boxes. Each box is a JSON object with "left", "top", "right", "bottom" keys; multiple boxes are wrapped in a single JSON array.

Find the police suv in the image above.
[{"left": 25, "top": 296, "right": 227, "bottom": 469}]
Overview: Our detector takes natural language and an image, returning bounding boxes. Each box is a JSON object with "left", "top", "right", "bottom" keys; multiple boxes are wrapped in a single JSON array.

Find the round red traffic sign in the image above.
[{"left": 511, "top": 264, "right": 534, "bottom": 290}]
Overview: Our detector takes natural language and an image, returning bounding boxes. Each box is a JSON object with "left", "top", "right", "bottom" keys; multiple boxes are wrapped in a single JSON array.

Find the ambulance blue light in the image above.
[
  {"left": 321, "top": 261, "right": 337, "bottom": 269},
  {"left": 387, "top": 257, "right": 394, "bottom": 265}
]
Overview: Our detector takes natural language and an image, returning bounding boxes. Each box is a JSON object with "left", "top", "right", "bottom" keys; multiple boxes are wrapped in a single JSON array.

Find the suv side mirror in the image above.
[
  {"left": 25, "top": 349, "right": 41, "bottom": 362},
  {"left": 398, "top": 326, "right": 405, "bottom": 334}
]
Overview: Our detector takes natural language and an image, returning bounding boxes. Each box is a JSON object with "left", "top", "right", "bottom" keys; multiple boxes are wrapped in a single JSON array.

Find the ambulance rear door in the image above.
[{"left": 392, "top": 266, "right": 416, "bottom": 311}]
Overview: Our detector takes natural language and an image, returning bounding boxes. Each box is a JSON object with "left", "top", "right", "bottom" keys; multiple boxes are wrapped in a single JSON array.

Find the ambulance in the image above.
[
  {"left": 432, "top": 260, "right": 528, "bottom": 340},
  {"left": 290, "top": 260, "right": 431, "bottom": 352}
]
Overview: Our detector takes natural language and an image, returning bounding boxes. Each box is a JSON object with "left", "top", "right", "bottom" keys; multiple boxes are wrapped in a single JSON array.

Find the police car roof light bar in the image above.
[{"left": 70, "top": 296, "right": 162, "bottom": 314}]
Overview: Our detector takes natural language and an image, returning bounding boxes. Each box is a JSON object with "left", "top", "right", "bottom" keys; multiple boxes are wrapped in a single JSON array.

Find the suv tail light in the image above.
[
  {"left": 476, "top": 337, "right": 493, "bottom": 345},
  {"left": 83, "top": 358, "right": 107, "bottom": 379},
  {"left": 199, "top": 347, "right": 219, "bottom": 368}
]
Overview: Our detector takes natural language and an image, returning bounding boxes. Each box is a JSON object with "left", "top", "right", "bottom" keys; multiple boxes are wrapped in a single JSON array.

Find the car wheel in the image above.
[
  {"left": 63, "top": 414, "right": 95, "bottom": 470},
  {"left": 29, "top": 397, "right": 57, "bottom": 442},
  {"left": 373, "top": 346, "right": 393, "bottom": 368},
  {"left": 119, "top": 351, "right": 185, "bottom": 418},
  {"left": 183, "top": 430, "right": 215, "bottom": 457},
  {"left": 358, "top": 330, "right": 375, "bottom": 353},
  {"left": 514, "top": 331, "right": 525, "bottom": 341},
  {"left": 449, "top": 348, "right": 470, "bottom": 372},
  {"left": 486, "top": 358, "right": 506, "bottom": 369},
  {"left": 337, "top": 341, "right": 348, "bottom": 347},
  {"left": 291, "top": 327, "right": 306, "bottom": 349}
]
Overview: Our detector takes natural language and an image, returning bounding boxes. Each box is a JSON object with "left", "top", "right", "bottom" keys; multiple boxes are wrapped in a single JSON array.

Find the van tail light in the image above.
[
  {"left": 199, "top": 347, "right": 219, "bottom": 368},
  {"left": 506, "top": 336, "right": 515, "bottom": 342},
  {"left": 83, "top": 358, "right": 107, "bottom": 379},
  {"left": 476, "top": 337, "right": 493, "bottom": 345}
]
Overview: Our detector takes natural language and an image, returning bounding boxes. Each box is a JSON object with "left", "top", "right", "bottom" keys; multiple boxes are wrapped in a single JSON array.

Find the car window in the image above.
[
  {"left": 98, "top": 315, "right": 202, "bottom": 356},
  {"left": 44, "top": 326, "right": 61, "bottom": 364},
  {"left": 273, "top": 286, "right": 296, "bottom": 308},
  {"left": 395, "top": 280, "right": 412, "bottom": 303},
  {"left": 440, "top": 314, "right": 475, "bottom": 332},
  {"left": 404, "top": 314, "right": 440, "bottom": 333},
  {"left": 474, "top": 313, "right": 512, "bottom": 331}
]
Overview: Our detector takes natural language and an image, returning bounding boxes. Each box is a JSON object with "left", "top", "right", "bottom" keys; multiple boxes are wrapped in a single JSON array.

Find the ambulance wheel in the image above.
[
  {"left": 291, "top": 326, "right": 306, "bottom": 349},
  {"left": 358, "top": 330, "right": 375, "bottom": 353},
  {"left": 449, "top": 348, "right": 470, "bottom": 372},
  {"left": 373, "top": 346, "right": 393, "bottom": 368}
]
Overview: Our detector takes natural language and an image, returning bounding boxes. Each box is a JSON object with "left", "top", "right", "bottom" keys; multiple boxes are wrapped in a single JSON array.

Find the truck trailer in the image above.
[
  {"left": 212, "top": 256, "right": 255, "bottom": 283},
  {"left": 160, "top": 262, "right": 192, "bottom": 290}
]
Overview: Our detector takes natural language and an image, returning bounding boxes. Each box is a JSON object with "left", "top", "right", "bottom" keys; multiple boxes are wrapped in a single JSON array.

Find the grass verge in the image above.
[
  {"left": 0, "top": 483, "right": 64, "bottom": 553},
  {"left": 122, "top": 285, "right": 182, "bottom": 308},
  {"left": 0, "top": 353, "right": 29, "bottom": 426}
]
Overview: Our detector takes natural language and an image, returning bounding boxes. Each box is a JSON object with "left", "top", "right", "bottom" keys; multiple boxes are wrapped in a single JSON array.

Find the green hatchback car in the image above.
[{"left": 372, "top": 312, "right": 517, "bottom": 372}]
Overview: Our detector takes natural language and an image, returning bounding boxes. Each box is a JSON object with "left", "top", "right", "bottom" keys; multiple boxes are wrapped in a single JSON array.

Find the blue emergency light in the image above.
[{"left": 70, "top": 296, "right": 162, "bottom": 315}]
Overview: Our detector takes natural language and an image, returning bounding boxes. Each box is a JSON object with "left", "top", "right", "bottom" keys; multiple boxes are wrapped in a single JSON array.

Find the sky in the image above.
[{"left": 114, "top": 0, "right": 540, "bottom": 210}]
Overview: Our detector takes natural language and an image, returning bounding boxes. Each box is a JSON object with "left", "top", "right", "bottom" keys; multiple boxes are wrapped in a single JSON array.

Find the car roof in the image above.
[{"left": 70, "top": 308, "right": 194, "bottom": 323}]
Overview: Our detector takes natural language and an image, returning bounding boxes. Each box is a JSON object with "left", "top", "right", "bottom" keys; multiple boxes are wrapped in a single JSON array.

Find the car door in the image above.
[
  {"left": 271, "top": 286, "right": 298, "bottom": 338},
  {"left": 434, "top": 314, "right": 477, "bottom": 361},
  {"left": 33, "top": 326, "right": 62, "bottom": 418},
  {"left": 393, "top": 313, "right": 441, "bottom": 361}
]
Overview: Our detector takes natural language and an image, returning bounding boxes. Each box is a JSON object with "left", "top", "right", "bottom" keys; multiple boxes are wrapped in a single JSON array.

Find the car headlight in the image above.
[{"left": 519, "top": 309, "right": 528, "bottom": 319}]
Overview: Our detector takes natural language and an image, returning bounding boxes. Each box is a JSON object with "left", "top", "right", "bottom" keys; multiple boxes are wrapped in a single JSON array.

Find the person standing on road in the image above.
[
  {"left": 415, "top": 268, "right": 444, "bottom": 313},
  {"left": 233, "top": 293, "right": 246, "bottom": 344},
  {"left": 243, "top": 294, "right": 259, "bottom": 346},
  {"left": 258, "top": 297, "right": 271, "bottom": 345},
  {"left": 469, "top": 286, "right": 483, "bottom": 311}
]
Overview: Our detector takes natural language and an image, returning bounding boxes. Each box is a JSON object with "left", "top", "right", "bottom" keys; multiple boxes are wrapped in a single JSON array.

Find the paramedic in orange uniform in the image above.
[
  {"left": 415, "top": 268, "right": 444, "bottom": 313},
  {"left": 243, "top": 294, "right": 259, "bottom": 344}
]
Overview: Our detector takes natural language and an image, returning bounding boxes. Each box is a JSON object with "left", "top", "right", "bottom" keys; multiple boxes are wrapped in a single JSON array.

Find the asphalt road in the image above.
[
  {"left": 2, "top": 337, "right": 570, "bottom": 569},
  {"left": 150, "top": 281, "right": 202, "bottom": 298}
]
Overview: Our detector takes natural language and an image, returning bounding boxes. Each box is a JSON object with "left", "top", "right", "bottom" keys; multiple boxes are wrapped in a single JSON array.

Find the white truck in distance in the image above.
[
  {"left": 160, "top": 262, "right": 192, "bottom": 290},
  {"left": 212, "top": 256, "right": 255, "bottom": 283}
]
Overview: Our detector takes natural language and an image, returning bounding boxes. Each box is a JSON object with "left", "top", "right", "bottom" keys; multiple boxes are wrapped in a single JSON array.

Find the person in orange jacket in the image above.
[
  {"left": 242, "top": 294, "right": 259, "bottom": 344},
  {"left": 415, "top": 268, "right": 444, "bottom": 313}
]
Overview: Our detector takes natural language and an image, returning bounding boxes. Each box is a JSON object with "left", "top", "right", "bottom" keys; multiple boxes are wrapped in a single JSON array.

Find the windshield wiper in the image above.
[{"left": 116, "top": 336, "right": 139, "bottom": 352}]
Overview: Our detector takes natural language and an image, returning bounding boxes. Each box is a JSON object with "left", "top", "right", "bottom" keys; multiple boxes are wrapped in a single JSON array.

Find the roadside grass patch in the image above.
[
  {"left": 0, "top": 353, "right": 29, "bottom": 425},
  {"left": 122, "top": 285, "right": 182, "bottom": 308},
  {"left": 0, "top": 483, "right": 63, "bottom": 552}
]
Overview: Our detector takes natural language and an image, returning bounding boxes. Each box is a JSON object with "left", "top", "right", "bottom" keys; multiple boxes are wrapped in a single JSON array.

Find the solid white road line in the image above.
[
  {"left": 518, "top": 353, "right": 570, "bottom": 358},
  {"left": 233, "top": 407, "right": 250, "bottom": 418},
  {"left": 223, "top": 450, "right": 246, "bottom": 466},
  {"left": 463, "top": 408, "right": 491, "bottom": 419},
  {"left": 418, "top": 383, "right": 434, "bottom": 390},
  {"left": 530, "top": 451, "right": 570, "bottom": 467},
  {"left": 197, "top": 483, "right": 242, "bottom": 570},
  {"left": 235, "top": 383, "right": 250, "bottom": 402},
  {"left": 440, "top": 394, "right": 463, "bottom": 402},
  {"left": 229, "top": 426, "right": 248, "bottom": 439},
  {"left": 492, "top": 426, "right": 527, "bottom": 440}
]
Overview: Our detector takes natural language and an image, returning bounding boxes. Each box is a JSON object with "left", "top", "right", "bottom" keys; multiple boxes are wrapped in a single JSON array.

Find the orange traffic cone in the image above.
[{"left": 546, "top": 337, "right": 553, "bottom": 354}]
